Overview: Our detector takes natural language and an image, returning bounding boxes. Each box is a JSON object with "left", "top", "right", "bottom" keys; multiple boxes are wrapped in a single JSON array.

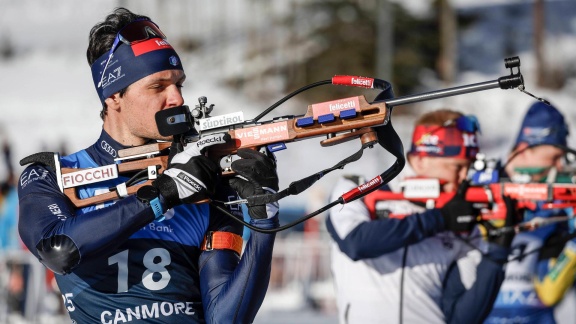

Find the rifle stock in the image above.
[
  {"left": 207, "top": 95, "right": 387, "bottom": 158},
  {"left": 62, "top": 143, "right": 170, "bottom": 208},
  {"left": 59, "top": 95, "right": 387, "bottom": 208},
  {"left": 364, "top": 181, "right": 576, "bottom": 221}
]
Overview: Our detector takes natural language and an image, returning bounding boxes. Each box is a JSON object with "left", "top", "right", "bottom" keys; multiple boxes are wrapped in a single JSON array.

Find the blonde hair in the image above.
[{"left": 414, "top": 109, "right": 463, "bottom": 126}]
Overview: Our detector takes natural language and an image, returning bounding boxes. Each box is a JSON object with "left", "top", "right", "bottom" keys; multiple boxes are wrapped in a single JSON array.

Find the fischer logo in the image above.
[
  {"left": 101, "top": 140, "right": 117, "bottom": 157},
  {"left": 351, "top": 77, "right": 373, "bottom": 87},
  {"left": 196, "top": 134, "right": 227, "bottom": 148},
  {"left": 199, "top": 112, "right": 244, "bottom": 131},
  {"left": 357, "top": 176, "right": 383, "bottom": 192},
  {"left": 62, "top": 165, "right": 118, "bottom": 188}
]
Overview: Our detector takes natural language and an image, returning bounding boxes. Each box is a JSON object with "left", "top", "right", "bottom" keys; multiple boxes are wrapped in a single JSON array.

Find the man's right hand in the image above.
[
  {"left": 152, "top": 135, "right": 226, "bottom": 209},
  {"left": 484, "top": 195, "right": 519, "bottom": 247},
  {"left": 440, "top": 180, "right": 478, "bottom": 233}
]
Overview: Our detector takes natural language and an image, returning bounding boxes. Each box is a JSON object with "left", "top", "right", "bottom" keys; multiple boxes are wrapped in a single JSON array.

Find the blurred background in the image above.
[{"left": 1, "top": 0, "right": 575, "bottom": 323}]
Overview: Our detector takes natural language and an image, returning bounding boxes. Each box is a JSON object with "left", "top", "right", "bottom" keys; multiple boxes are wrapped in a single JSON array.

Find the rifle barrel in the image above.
[{"left": 381, "top": 80, "right": 501, "bottom": 107}]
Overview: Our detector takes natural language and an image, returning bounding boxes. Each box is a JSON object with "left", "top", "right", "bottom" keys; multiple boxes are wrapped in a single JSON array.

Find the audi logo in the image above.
[{"left": 101, "top": 141, "right": 117, "bottom": 157}]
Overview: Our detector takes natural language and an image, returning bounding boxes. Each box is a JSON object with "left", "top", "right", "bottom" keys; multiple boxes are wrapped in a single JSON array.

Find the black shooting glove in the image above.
[
  {"left": 485, "top": 195, "right": 519, "bottom": 248},
  {"left": 440, "top": 180, "right": 478, "bottom": 233},
  {"left": 228, "top": 148, "right": 279, "bottom": 219},
  {"left": 152, "top": 135, "right": 227, "bottom": 209}
]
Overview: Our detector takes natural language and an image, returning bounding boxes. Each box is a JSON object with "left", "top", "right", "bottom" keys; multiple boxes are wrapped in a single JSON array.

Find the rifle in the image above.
[
  {"left": 363, "top": 150, "right": 576, "bottom": 237},
  {"left": 21, "top": 57, "right": 539, "bottom": 232},
  {"left": 365, "top": 177, "right": 576, "bottom": 217}
]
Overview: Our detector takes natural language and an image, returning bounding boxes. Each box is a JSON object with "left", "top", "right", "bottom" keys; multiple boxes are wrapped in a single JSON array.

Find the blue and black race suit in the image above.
[{"left": 18, "top": 130, "right": 278, "bottom": 324}]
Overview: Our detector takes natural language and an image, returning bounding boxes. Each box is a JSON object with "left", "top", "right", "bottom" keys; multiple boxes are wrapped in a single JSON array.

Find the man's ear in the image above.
[{"left": 104, "top": 93, "right": 121, "bottom": 112}]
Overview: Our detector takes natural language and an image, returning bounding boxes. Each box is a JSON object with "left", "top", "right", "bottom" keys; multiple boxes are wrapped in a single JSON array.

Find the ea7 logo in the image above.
[
  {"left": 20, "top": 168, "right": 49, "bottom": 188},
  {"left": 103, "top": 66, "right": 122, "bottom": 86}
]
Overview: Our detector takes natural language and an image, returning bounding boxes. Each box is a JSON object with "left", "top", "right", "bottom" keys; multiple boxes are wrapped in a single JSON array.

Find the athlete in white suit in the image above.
[{"left": 327, "top": 109, "right": 514, "bottom": 324}]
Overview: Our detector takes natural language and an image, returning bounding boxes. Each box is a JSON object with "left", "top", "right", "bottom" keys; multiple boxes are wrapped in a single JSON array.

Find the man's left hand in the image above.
[{"left": 228, "top": 149, "right": 279, "bottom": 219}]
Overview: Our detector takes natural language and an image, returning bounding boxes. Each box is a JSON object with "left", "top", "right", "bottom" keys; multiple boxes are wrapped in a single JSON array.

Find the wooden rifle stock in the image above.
[
  {"left": 207, "top": 95, "right": 386, "bottom": 157},
  {"left": 63, "top": 143, "right": 170, "bottom": 208},
  {"left": 63, "top": 95, "right": 387, "bottom": 208}
]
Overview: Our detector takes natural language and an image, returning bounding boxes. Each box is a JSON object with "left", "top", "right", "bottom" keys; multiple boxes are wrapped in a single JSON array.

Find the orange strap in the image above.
[{"left": 201, "top": 231, "right": 243, "bottom": 255}]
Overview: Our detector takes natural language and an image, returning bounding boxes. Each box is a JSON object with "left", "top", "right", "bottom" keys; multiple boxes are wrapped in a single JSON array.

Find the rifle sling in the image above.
[{"left": 245, "top": 141, "right": 372, "bottom": 206}]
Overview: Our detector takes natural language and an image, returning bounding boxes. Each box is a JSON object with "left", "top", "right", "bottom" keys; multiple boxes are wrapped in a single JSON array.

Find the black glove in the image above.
[
  {"left": 440, "top": 180, "right": 478, "bottom": 233},
  {"left": 228, "top": 148, "right": 279, "bottom": 219},
  {"left": 152, "top": 137, "right": 225, "bottom": 209},
  {"left": 485, "top": 195, "right": 519, "bottom": 247}
]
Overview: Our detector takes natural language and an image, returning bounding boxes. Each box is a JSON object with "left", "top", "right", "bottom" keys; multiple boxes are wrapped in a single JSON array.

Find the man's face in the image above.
[
  {"left": 411, "top": 156, "right": 471, "bottom": 192},
  {"left": 508, "top": 145, "right": 565, "bottom": 180},
  {"left": 116, "top": 69, "right": 186, "bottom": 142}
]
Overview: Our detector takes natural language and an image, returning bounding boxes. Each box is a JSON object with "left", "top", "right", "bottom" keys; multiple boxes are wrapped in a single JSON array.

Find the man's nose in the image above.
[{"left": 166, "top": 85, "right": 184, "bottom": 107}]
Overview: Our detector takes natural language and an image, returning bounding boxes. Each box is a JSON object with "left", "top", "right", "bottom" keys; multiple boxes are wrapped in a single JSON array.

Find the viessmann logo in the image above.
[{"left": 233, "top": 121, "right": 290, "bottom": 146}]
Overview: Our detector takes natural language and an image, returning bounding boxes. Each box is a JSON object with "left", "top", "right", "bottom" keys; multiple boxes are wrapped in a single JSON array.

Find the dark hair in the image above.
[{"left": 87, "top": 7, "right": 151, "bottom": 120}]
